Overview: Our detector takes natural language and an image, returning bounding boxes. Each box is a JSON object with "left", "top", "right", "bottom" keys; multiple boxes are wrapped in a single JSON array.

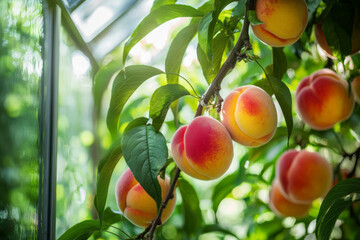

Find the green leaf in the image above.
[
  {"left": 272, "top": 47, "right": 287, "bottom": 80},
  {"left": 123, "top": 4, "right": 203, "bottom": 63},
  {"left": 94, "top": 140, "right": 123, "bottom": 222},
  {"left": 197, "top": 43, "right": 214, "bottom": 84},
  {"left": 165, "top": 21, "right": 199, "bottom": 84},
  {"left": 321, "top": 2, "right": 354, "bottom": 60},
  {"left": 151, "top": 0, "right": 177, "bottom": 11},
  {"left": 179, "top": 178, "right": 202, "bottom": 237},
  {"left": 270, "top": 76, "right": 293, "bottom": 142},
  {"left": 58, "top": 220, "right": 100, "bottom": 240},
  {"left": 212, "top": 154, "right": 248, "bottom": 213},
  {"left": 259, "top": 65, "right": 293, "bottom": 142},
  {"left": 247, "top": 10, "right": 263, "bottom": 25},
  {"left": 316, "top": 178, "right": 360, "bottom": 240},
  {"left": 102, "top": 207, "right": 123, "bottom": 226},
  {"left": 121, "top": 118, "right": 168, "bottom": 209},
  {"left": 212, "top": 32, "right": 229, "bottom": 74},
  {"left": 106, "top": 65, "right": 163, "bottom": 138},
  {"left": 232, "top": 0, "right": 246, "bottom": 18},
  {"left": 198, "top": 12, "right": 215, "bottom": 61},
  {"left": 306, "top": 0, "right": 321, "bottom": 20},
  {"left": 202, "top": 224, "right": 240, "bottom": 239},
  {"left": 58, "top": 208, "right": 126, "bottom": 240},
  {"left": 149, "top": 84, "right": 190, "bottom": 130},
  {"left": 94, "top": 60, "right": 122, "bottom": 117},
  {"left": 197, "top": 0, "right": 236, "bottom": 60},
  {"left": 118, "top": 96, "right": 148, "bottom": 128}
]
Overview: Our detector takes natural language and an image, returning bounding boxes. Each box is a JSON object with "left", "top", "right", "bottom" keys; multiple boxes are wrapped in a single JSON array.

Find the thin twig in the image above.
[
  {"left": 142, "top": 0, "right": 254, "bottom": 238},
  {"left": 145, "top": 167, "right": 181, "bottom": 239},
  {"left": 196, "top": 0, "right": 253, "bottom": 117},
  {"left": 136, "top": 224, "right": 151, "bottom": 240}
]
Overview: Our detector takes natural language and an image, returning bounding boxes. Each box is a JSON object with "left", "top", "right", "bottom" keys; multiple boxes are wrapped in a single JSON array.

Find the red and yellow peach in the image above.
[
  {"left": 251, "top": 0, "right": 308, "bottom": 47},
  {"left": 276, "top": 150, "right": 333, "bottom": 204},
  {"left": 296, "top": 69, "right": 354, "bottom": 130},
  {"left": 269, "top": 180, "right": 312, "bottom": 218},
  {"left": 171, "top": 116, "right": 233, "bottom": 180},
  {"left": 115, "top": 169, "right": 176, "bottom": 228},
  {"left": 221, "top": 85, "right": 277, "bottom": 147}
]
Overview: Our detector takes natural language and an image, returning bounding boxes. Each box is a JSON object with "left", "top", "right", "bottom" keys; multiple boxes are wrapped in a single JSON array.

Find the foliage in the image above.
[
  {"left": 0, "top": 0, "right": 43, "bottom": 239},
  {"left": 59, "top": 0, "right": 360, "bottom": 240}
]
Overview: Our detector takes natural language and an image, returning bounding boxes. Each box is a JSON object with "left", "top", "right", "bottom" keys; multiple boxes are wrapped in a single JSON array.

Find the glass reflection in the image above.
[{"left": 0, "top": 0, "right": 43, "bottom": 239}]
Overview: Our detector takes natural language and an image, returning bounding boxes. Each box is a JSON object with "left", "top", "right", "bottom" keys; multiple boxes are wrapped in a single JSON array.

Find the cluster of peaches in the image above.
[{"left": 113, "top": 0, "right": 360, "bottom": 228}]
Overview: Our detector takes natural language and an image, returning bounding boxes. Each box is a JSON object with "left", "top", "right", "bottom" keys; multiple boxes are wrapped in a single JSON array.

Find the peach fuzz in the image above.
[
  {"left": 115, "top": 169, "right": 176, "bottom": 228},
  {"left": 251, "top": 0, "right": 308, "bottom": 47},
  {"left": 352, "top": 76, "right": 360, "bottom": 104},
  {"left": 269, "top": 180, "right": 312, "bottom": 218},
  {"left": 276, "top": 150, "right": 333, "bottom": 204},
  {"left": 171, "top": 116, "right": 233, "bottom": 180},
  {"left": 221, "top": 85, "right": 277, "bottom": 147},
  {"left": 296, "top": 69, "right": 354, "bottom": 130}
]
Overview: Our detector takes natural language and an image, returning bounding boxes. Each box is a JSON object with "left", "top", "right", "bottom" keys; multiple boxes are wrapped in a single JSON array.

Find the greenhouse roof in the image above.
[{"left": 58, "top": 0, "right": 151, "bottom": 64}]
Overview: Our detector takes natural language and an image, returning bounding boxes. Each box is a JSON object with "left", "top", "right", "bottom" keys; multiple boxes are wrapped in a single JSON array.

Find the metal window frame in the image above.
[
  {"left": 38, "top": 1, "right": 60, "bottom": 239},
  {"left": 38, "top": 1, "right": 100, "bottom": 239}
]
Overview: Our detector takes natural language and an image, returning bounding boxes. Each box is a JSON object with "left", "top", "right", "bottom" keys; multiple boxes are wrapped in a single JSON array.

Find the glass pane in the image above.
[
  {"left": 88, "top": 0, "right": 150, "bottom": 60},
  {"left": 55, "top": 26, "right": 95, "bottom": 238},
  {"left": 71, "top": 0, "right": 143, "bottom": 42},
  {"left": 0, "top": 0, "right": 43, "bottom": 239}
]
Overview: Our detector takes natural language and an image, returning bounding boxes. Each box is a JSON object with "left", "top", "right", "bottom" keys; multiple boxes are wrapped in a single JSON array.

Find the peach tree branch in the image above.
[{"left": 143, "top": 0, "right": 255, "bottom": 239}]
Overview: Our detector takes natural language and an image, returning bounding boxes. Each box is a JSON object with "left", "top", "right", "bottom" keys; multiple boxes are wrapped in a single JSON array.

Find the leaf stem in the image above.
[
  {"left": 165, "top": 72, "right": 201, "bottom": 98},
  {"left": 104, "top": 230, "right": 124, "bottom": 239},
  {"left": 143, "top": 0, "right": 254, "bottom": 238}
]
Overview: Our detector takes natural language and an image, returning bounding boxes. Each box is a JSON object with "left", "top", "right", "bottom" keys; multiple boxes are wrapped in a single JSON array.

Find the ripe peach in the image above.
[
  {"left": 269, "top": 180, "right": 312, "bottom": 218},
  {"left": 352, "top": 76, "right": 360, "bottom": 104},
  {"left": 221, "top": 85, "right": 277, "bottom": 147},
  {"left": 115, "top": 169, "right": 176, "bottom": 228},
  {"left": 171, "top": 116, "right": 233, "bottom": 180},
  {"left": 251, "top": 0, "right": 308, "bottom": 47},
  {"left": 296, "top": 69, "right": 354, "bottom": 130},
  {"left": 276, "top": 150, "right": 333, "bottom": 204},
  {"left": 315, "top": 16, "right": 360, "bottom": 58}
]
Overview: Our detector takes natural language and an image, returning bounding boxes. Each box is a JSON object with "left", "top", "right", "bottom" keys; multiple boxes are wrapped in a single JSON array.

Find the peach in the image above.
[
  {"left": 276, "top": 150, "right": 333, "bottom": 204},
  {"left": 115, "top": 169, "right": 176, "bottom": 228},
  {"left": 352, "top": 76, "right": 360, "bottom": 104},
  {"left": 171, "top": 116, "right": 233, "bottom": 180},
  {"left": 251, "top": 0, "right": 308, "bottom": 47},
  {"left": 296, "top": 69, "right": 354, "bottom": 130},
  {"left": 269, "top": 180, "right": 312, "bottom": 218},
  {"left": 315, "top": 14, "right": 360, "bottom": 58},
  {"left": 221, "top": 85, "right": 277, "bottom": 147}
]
